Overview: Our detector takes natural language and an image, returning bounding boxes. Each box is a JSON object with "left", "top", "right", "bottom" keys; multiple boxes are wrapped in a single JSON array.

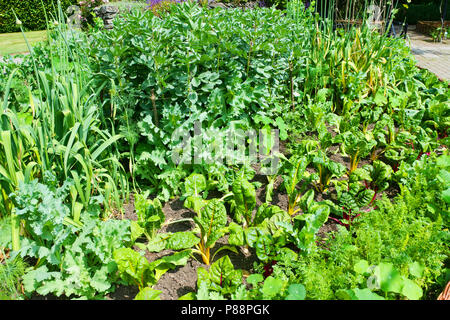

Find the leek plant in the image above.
[{"left": 0, "top": 1, "right": 129, "bottom": 251}]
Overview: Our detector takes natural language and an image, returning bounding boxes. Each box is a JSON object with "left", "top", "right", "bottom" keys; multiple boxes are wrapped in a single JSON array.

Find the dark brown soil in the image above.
[{"left": 108, "top": 195, "right": 261, "bottom": 300}]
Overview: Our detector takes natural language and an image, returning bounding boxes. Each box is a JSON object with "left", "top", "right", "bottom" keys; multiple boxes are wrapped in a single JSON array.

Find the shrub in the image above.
[
  {"left": 0, "top": 0, "right": 77, "bottom": 33},
  {"left": 395, "top": 2, "right": 450, "bottom": 24}
]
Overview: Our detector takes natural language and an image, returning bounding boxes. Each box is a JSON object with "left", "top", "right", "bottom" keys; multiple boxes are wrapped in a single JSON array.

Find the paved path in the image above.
[{"left": 406, "top": 27, "right": 450, "bottom": 82}]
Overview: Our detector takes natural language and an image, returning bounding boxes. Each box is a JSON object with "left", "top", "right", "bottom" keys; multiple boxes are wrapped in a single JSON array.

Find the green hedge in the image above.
[
  {"left": 0, "top": 0, "right": 77, "bottom": 33},
  {"left": 396, "top": 2, "right": 450, "bottom": 24}
]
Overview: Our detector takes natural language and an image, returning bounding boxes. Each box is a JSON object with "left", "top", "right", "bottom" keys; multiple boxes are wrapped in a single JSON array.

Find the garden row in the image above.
[{"left": 0, "top": 1, "right": 448, "bottom": 300}]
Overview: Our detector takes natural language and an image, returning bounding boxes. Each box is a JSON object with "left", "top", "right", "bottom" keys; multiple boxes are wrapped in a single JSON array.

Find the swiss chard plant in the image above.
[
  {"left": 280, "top": 203, "right": 330, "bottom": 253},
  {"left": 337, "top": 260, "right": 424, "bottom": 300},
  {"left": 338, "top": 129, "right": 377, "bottom": 175},
  {"left": 310, "top": 150, "right": 346, "bottom": 193},
  {"left": 282, "top": 156, "right": 315, "bottom": 215},
  {"left": 12, "top": 180, "right": 131, "bottom": 299},
  {"left": 196, "top": 255, "right": 243, "bottom": 298},
  {"left": 231, "top": 175, "right": 257, "bottom": 228},
  {"left": 324, "top": 182, "right": 375, "bottom": 229},
  {"left": 359, "top": 160, "right": 393, "bottom": 205},
  {"left": 113, "top": 247, "right": 190, "bottom": 299},
  {"left": 131, "top": 191, "right": 165, "bottom": 245},
  {"left": 227, "top": 203, "right": 288, "bottom": 259}
]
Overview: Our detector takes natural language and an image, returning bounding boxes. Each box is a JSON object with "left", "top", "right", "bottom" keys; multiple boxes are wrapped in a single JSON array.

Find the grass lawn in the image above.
[{"left": 0, "top": 30, "right": 47, "bottom": 56}]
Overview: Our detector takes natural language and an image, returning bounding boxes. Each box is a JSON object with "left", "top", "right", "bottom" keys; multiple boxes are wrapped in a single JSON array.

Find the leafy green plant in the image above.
[
  {"left": 394, "top": 152, "right": 449, "bottom": 225},
  {"left": 311, "top": 150, "right": 346, "bottom": 193},
  {"left": 430, "top": 27, "right": 443, "bottom": 42},
  {"left": 231, "top": 175, "right": 257, "bottom": 227},
  {"left": 338, "top": 260, "right": 424, "bottom": 300},
  {"left": 245, "top": 273, "right": 306, "bottom": 300},
  {"left": 0, "top": 254, "right": 27, "bottom": 300},
  {"left": 339, "top": 129, "right": 377, "bottom": 174},
  {"left": 282, "top": 156, "right": 316, "bottom": 215},
  {"left": 113, "top": 247, "right": 190, "bottom": 299},
  {"left": 281, "top": 204, "right": 331, "bottom": 253},
  {"left": 113, "top": 247, "right": 156, "bottom": 291},
  {"left": 11, "top": 180, "right": 131, "bottom": 299},
  {"left": 423, "top": 94, "right": 450, "bottom": 139},
  {"left": 325, "top": 182, "right": 375, "bottom": 229},
  {"left": 134, "top": 287, "right": 162, "bottom": 300},
  {"left": 133, "top": 191, "right": 165, "bottom": 241},
  {"left": 359, "top": 160, "right": 393, "bottom": 204},
  {"left": 196, "top": 255, "right": 243, "bottom": 298},
  {"left": 226, "top": 203, "right": 288, "bottom": 260}
]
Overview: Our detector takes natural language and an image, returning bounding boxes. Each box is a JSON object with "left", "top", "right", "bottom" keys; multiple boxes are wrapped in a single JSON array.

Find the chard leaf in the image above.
[
  {"left": 228, "top": 222, "right": 245, "bottom": 246},
  {"left": 184, "top": 173, "right": 206, "bottom": 197},
  {"left": 293, "top": 204, "right": 330, "bottom": 251},
  {"left": 184, "top": 196, "right": 208, "bottom": 214},
  {"left": 194, "top": 199, "right": 227, "bottom": 248},
  {"left": 232, "top": 177, "right": 256, "bottom": 226},
  {"left": 146, "top": 233, "right": 168, "bottom": 252},
  {"left": 254, "top": 204, "right": 284, "bottom": 226},
  {"left": 255, "top": 234, "right": 274, "bottom": 262},
  {"left": 130, "top": 220, "right": 145, "bottom": 243},
  {"left": 208, "top": 255, "right": 243, "bottom": 295},
  {"left": 245, "top": 226, "right": 262, "bottom": 248},
  {"left": 166, "top": 231, "right": 199, "bottom": 250}
]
